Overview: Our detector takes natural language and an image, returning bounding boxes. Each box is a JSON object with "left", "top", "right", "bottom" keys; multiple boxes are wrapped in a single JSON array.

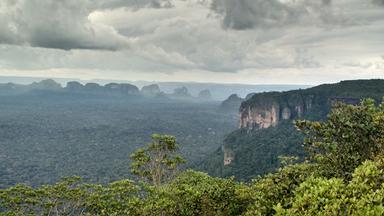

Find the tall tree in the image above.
[
  {"left": 130, "top": 134, "right": 186, "bottom": 187},
  {"left": 295, "top": 99, "right": 384, "bottom": 179}
]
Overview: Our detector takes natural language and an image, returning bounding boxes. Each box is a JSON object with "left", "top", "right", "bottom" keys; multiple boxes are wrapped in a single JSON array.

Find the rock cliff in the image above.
[
  {"left": 238, "top": 79, "right": 384, "bottom": 130},
  {"left": 223, "top": 146, "right": 235, "bottom": 166},
  {"left": 239, "top": 92, "right": 312, "bottom": 129}
]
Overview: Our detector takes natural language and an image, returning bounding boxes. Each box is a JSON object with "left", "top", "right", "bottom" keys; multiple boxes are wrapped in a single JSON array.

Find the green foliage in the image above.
[
  {"left": 162, "top": 170, "right": 248, "bottom": 216},
  {"left": 139, "top": 170, "right": 251, "bottom": 216},
  {"left": 278, "top": 156, "right": 299, "bottom": 168},
  {"left": 296, "top": 99, "right": 384, "bottom": 179},
  {"left": 0, "top": 177, "right": 143, "bottom": 216},
  {"left": 275, "top": 159, "right": 384, "bottom": 216},
  {"left": 244, "top": 163, "right": 318, "bottom": 216},
  {"left": 84, "top": 180, "right": 143, "bottom": 216},
  {"left": 2, "top": 161, "right": 383, "bottom": 216},
  {"left": 0, "top": 176, "right": 88, "bottom": 215},
  {"left": 3, "top": 94, "right": 384, "bottom": 215},
  {"left": 0, "top": 171, "right": 248, "bottom": 216},
  {"left": 130, "top": 134, "right": 186, "bottom": 186},
  {"left": 198, "top": 121, "right": 305, "bottom": 181}
]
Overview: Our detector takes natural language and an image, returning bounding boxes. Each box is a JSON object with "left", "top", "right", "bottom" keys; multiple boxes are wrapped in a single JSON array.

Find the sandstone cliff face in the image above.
[
  {"left": 238, "top": 93, "right": 313, "bottom": 130},
  {"left": 239, "top": 105, "right": 280, "bottom": 129},
  {"left": 238, "top": 93, "right": 361, "bottom": 130},
  {"left": 223, "top": 146, "right": 235, "bottom": 166},
  {"left": 223, "top": 93, "right": 312, "bottom": 165}
]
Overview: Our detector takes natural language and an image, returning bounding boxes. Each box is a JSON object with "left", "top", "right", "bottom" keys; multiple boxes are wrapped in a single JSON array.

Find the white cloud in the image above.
[{"left": 0, "top": 0, "right": 384, "bottom": 84}]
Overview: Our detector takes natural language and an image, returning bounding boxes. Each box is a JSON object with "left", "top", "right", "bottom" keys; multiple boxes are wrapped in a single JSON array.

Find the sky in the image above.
[{"left": 0, "top": 0, "right": 383, "bottom": 85}]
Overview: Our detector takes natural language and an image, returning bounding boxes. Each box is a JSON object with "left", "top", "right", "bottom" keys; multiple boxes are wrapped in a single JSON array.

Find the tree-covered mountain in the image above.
[
  {"left": 198, "top": 79, "right": 384, "bottom": 181},
  {"left": 220, "top": 94, "right": 244, "bottom": 113},
  {"left": 0, "top": 76, "right": 311, "bottom": 100}
]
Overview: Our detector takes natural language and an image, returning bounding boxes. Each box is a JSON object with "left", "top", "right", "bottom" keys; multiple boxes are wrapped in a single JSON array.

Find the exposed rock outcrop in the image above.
[
  {"left": 238, "top": 80, "right": 374, "bottom": 130},
  {"left": 239, "top": 93, "right": 312, "bottom": 129},
  {"left": 223, "top": 146, "right": 235, "bottom": 166},
  {"left": 240, "top": 105, "right": 280, "bottom": 129}
]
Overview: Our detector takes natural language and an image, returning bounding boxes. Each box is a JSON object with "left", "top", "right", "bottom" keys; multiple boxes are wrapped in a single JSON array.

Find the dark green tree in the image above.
[
  {"left": 143, "top": 170, "right": 249, "bottom": 216},
  {"left": 295, "top": 99, "right": 384, "bottom": 179},
  {"left": 130, "top": 134, "right": 186, "bottom": 187},
  {"left": 244, "top": 163, "right": 318, "bottom": 216},
  {"left": 275, "top": 159, "right": 384, "bottom": 215}
]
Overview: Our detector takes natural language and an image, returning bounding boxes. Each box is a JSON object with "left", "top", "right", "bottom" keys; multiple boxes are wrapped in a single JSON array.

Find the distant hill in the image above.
[
  {"left": 0, "top": 80, "right": 142, "bottom": 98},
  {"left": 150, "top": 82, "right": 311, "bottom": 100},
  {"left": 0, "top": 76, "right": 311, "bottom": 100},
  {"left": 220, "top": 94, "right": 244, "bottom": 112},
  {"left": 197, "top": 89, "right": 212, "bottom": 100},
  {"left": 141, "top": 84, "right": 162, "bottom": 97},
  {"left": 0, "top": 76, "right": 310, "bottom": 101},
  {"left": 198, "top": 79, "right": 384, "bottom": 181}
]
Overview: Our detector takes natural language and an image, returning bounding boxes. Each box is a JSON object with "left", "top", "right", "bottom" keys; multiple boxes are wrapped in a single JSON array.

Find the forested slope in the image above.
[{"left": 198, "top": 79, "right": 384, "bottom": 180}]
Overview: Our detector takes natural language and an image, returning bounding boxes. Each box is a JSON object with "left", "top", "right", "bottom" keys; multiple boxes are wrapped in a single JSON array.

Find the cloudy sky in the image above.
[{"left": 0, "top": 0, "right": 383, "bottom": 84}]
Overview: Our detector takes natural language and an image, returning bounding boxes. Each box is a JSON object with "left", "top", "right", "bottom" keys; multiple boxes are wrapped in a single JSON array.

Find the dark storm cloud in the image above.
[
  {"left": 373, "top": 0, "right": 384, "bottom": 5},
  {"left": 99, "top": 0, "right": 173, "bottom": 10},
  {"left": 1, "top": 0, "right": 384, "bottom": 84},
  {"left": 211, "top": 0, "right": 337, "bottom": 30},
  {"left": 0, "top": 0, "right": 172, "bottom": 50}
]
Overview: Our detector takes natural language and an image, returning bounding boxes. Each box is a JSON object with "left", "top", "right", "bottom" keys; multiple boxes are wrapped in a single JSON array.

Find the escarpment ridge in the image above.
[{"left": 239, "top": 79, "right": 384, "bottom": 130}]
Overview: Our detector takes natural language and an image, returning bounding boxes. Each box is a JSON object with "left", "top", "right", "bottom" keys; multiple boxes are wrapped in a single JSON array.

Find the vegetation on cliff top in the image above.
[
  {"left": 242, "top": 79, "right": 384, "bottom": 120},
  {"left": 1, "top": 99, "right": 384, "bottom": 215},
  {"left": 198, "top": 80, "right": 384, "bottom": 180}
]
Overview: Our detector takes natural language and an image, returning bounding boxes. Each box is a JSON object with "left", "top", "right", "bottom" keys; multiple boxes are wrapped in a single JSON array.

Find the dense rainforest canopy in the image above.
[{"left": 1, "top": 99, "right": 384, "bottom": 215}]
